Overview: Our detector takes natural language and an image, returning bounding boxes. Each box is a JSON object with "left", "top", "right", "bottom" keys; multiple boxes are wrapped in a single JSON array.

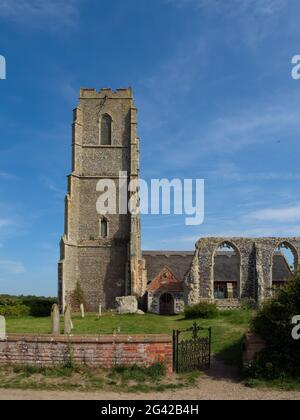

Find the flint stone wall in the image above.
[{"left": 184, "top": 237, "right": 300, "bottom": 306}]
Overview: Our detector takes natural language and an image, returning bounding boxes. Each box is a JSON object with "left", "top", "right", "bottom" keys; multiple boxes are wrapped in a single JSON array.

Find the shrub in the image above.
[
  {"left": 71, "top": 282, "right": 85, "bottom": 310},
  {"left": 21, "top": 296, "right": 57, "bottom": 317},
  {"left": 184, "top": 301, "right": 218, "bottom": 319},
  {"left": 249, "top": 270, "right": 300, "bottom": 379},
  {"left": 241, "top": 298, "right": 257, "bottom": 310},
  {"left": 0, "top": 294, "right": 57, "bottom": 317},
  {"left": 0, "top": 304, "right": 30, "bottom": 317}
]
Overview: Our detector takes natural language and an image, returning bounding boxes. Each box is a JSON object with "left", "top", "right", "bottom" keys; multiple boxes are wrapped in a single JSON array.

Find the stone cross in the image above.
[
  {"left": 0, "top": 316, "right": 6, "bottom": 341},
  {"left": 51, "top": 304, "right": 60, "bottom": 335},
  {"left": 64, "top": 305, "right": 73, "bottom": 335},
  {"left": 80, "top": 303, "right": 85, "bottom": 319}
]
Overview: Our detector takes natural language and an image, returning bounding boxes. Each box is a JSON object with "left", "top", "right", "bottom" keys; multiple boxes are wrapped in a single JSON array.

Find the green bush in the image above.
[
  {"left": 241, "top": 298, "right": 257, "bottom": 310},
  {"left": 0, "top": 295, "right": 20, "bottom": 306},
  {"left": 0, "top": 304, "right": 30, "bottom": 317},
  {"left": 249, "top": 270, "right": 300, "bottom": 379},
  {"left": 0, "top": 295, "right": 57, "bottom": 317},
  {"left": 184, "top": 301, "right": 218, "bottom": 319},
  {"left": 21, "top": 296, "right": 57, "bottom": 317}
]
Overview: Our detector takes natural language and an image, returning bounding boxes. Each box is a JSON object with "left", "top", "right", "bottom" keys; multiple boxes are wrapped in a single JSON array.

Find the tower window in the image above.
[
  {"left": 100, "top": 114, "right": 112, "bottom": 145},
  {"left": 100, "top": 218, "right": 108, "bottom": 238}
]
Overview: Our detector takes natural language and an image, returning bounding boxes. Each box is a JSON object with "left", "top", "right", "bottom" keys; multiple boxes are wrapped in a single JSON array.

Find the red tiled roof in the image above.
[{"left": 146, "top": 266, "right": 184, "bottom": 293}]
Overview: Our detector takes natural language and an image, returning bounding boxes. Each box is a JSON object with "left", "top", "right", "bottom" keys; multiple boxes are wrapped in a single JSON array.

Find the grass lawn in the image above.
[{"left": 6, "top": 310, "right": 255, "bottom": 366}]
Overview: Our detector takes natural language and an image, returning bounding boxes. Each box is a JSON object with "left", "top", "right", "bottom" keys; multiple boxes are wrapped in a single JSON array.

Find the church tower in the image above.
[{"left": 58, "top": 88, "right": 146, "bottom": 311}]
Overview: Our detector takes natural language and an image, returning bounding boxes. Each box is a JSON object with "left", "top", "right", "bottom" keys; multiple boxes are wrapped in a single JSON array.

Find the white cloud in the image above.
[
  {"left": 0, "top": 171, "right": 16, "bottom": 180},
  {"left": 0, "top": 218, "right": 15, "bottom": 229},
  {"left": 166, "top": 0, "right": 289, "bottom": 47},
  {"left": 0, "top": 0, "right": 81, "bottom": 27},
  {"left": 248, "top": 204, "right": 300, "bottom": 222},
  {"left": 0, "top": 260, "right": 26, "bottom": 274},
  {"left": 166, "top": 0, "right": 287, "bottom": 15}
]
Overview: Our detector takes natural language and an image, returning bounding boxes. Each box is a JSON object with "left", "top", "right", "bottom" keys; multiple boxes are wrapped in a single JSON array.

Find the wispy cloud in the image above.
[
  {"left": 248, "top": 203, "right": 300, "bottom": 223},
  {"left": 0, "top": 0, "right": 81, "bottom": 27},
  {"left": 0, "top": 171, "right": 16, "bottom": 180},
  {"left": 166, "top": 0, "right": 289, "bottom": 47},
  {"left": 0, "top": 218, "right": 15, "bottom": 229},
  {"left": 166, "top": 0, "right": 287, "bottom": 15},
  {"left": 0, "top": 260, "right": 26, "bottom": 274}
]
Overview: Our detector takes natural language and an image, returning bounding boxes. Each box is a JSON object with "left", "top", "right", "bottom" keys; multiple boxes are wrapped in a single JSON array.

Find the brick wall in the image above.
[
  {"left": 243, "top": 332, "right": 266, "bottom": 366},
  {"left": 0, "top": 334, "right": 173, "bottom": 373}
]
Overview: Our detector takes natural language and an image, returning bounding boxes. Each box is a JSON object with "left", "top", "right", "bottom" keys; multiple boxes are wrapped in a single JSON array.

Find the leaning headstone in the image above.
[
  {"left": 64, "top": 305, "right": 73, "bottom": 335},
  {"left": 80, "top": 303, "right": 85, "bottom": 319},
  {"left": 51, "top": 304, "right": 60, "bottom": 335},
  {"left": 116, "top": 296, "right": 138, "bottom": 315},
  {"left": 0, "top": 316, "right": 6, "bottom": 341}
]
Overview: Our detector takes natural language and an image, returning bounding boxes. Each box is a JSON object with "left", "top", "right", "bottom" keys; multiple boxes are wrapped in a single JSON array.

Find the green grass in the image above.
[
  {"left": 0, "top": 363, "right": 190, "bottom": 393},
  {"left": 6, "top": 310, "right": 255, "bottom": 366}
]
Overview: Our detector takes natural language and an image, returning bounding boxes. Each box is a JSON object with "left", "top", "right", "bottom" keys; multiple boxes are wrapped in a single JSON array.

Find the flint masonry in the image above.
[
  {"left": 59, "top": 87, "right": 298, "bottom": 314},
  {"left": 58, "top": 88, "right": 146, "bottom": 311}
]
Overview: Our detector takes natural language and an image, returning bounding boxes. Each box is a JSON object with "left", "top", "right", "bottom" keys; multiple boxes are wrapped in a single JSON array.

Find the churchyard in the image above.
[
  {"left": 6, "top": 310, "right": 252, "bottom": 365},
  {"left": 0, "top": 310, "right": 252, "bottom": 393}
]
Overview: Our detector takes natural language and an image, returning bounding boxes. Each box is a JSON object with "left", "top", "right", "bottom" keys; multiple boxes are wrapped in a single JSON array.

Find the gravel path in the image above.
[{"left": 0, "top": 361, "right": 299, "bottom": 401}]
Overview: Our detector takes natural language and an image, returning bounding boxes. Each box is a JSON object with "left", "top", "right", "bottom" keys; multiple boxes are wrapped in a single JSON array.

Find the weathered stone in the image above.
[
  {"left": 227, "top": 283, "right": 233, "bottom": 299},
  {"left": 64, "top": 305, "right": 73, "bottom": 335},
  {"left": 80, "top": 303, "right": 85, "bottom": 319},
  {"left": 116, "top": 296, "right": 138, "bottom": 314},
  {"left": 184, "top": 237, "right": 300, "bottom": 306},
  {"left": 243, "top": 333, "right": 266, "bottom": 367},
  {"left": 51, "top": 304, "right": 60, "bottom": 335},
  {"left": 0, "top": 316, "right": 6, "bottom": 341},
  {"left": 136, "top": 309, "right": 145, "bottom": 315},
  {"left": 58, "top": 88, "right": 147, "bottom": 312}
]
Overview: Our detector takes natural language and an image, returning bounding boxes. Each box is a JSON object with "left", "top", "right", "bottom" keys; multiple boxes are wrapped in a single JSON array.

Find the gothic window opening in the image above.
[
  {"left": 272, "top": 242, "right": 297, "bottom": 289},
  {"left": 213, "top": 242, "right": 240, "bottom": 300},
  {"left": 100, "top": 114, "right": 112, "bottom": 145},
  {"left": 100, "top": 218, "right": 108, "bottom": 238}
]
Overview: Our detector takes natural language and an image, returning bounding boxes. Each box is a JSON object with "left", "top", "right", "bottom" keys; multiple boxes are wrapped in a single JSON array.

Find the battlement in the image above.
[{"left": 80, "top": 87, "right": 133, "bottom": 99}]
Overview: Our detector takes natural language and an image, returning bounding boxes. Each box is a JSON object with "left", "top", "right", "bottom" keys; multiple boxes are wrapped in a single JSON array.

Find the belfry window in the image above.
[
  {"left": 100, "top": 218, "right": 108, "bottom": 238},
  {"left": 100, "top": 114, "right": 112, "bottom": 145}
]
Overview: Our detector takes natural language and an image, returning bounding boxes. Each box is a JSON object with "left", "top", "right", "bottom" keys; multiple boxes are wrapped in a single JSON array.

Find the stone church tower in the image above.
[{"left": 58, "top": 88, "right": 147, "bottom": 311}]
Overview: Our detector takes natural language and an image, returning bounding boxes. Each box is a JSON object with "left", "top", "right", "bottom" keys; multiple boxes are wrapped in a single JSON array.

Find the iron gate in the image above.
[{"left": 173, "top": 323, "right": 211, "bottom": 373}]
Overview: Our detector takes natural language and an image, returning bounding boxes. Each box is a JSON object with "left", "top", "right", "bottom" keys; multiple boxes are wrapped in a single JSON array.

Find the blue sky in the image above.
[{"left": 0, "top": 0, "right": 300, "bottom": 296}]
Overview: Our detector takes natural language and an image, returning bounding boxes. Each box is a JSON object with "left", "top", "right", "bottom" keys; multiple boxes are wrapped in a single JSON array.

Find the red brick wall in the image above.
[
  {"left": 0, "top": 334, "right": 173, "bottom": 373},
  {"left": 243, "top": 333, "right": 266, "bottom": 366}
]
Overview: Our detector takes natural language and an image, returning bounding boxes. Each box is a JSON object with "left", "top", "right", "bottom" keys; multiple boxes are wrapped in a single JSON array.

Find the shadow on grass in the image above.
[{"left": 203, "top": 338, "right": 244, "bottom": 383}]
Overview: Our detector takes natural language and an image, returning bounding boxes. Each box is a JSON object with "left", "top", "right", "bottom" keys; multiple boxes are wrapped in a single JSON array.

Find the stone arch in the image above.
[
  {"left": 100, "top": 113, "right": 112, "bottom": 145},
  {"left": 271, "top": 240, "right": 298, "bottom": 288},
  {"left": 212, "top": 240, "right": 241, "bottom": 300}
]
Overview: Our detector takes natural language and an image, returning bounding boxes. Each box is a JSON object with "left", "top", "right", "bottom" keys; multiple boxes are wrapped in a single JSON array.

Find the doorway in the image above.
[{"left": 159, "top": 293, "right": 174, "bottom": 315}]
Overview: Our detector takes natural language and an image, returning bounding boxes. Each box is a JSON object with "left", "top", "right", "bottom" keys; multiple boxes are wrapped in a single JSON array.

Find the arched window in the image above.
[
  {"left": 272, "top": 242, "right": 296, "bottom": 289},
  {"left": 100, "top": 114, "right": 112, "bottom": 145},
  {"left": 213, "top": 242, "right": 240, "bottom": 300},
  {"left": 100, "top": 218, "right": 108, "bottom": 238}
]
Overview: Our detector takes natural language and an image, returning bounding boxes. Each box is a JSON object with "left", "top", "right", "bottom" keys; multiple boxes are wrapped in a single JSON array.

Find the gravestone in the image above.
[
  {"left": 51, "top": 304, "right": 60, "bottom": 335},
  {"left": 227, "top": 283, "right": 234, "bottom": 299},
  {"left": 0, "top": 316, "right": 6, "bottom": 341},
  {"left": 80, "top": 303, "right": 85, "bottom": 319},
  {"left": 116, "top": 296, "right": 138, "bottom": 314},
  {"left": 64, "top": 305, "right": 73, "bottom": 335}
]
